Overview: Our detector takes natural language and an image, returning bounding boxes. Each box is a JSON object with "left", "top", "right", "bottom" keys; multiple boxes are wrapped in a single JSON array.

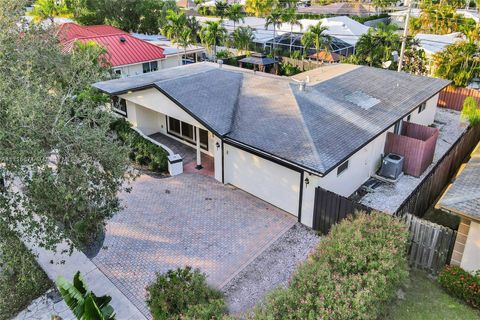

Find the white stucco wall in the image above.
[
  {"left": 121, "top": 88, "right": 206, "bottom": 130},
  {"left": 213, "top": 135, "right": 223, "bottom": 182},
  {"left": 461, "top": 221, "right": 480, "bottom": 272},
  {"left": 113, "top": 59, "right": 164, "bottom": 78},
  {"left": 223, "top": 144, "right": 301, "bottom": 216},
  {"left": 406, "top": 94, "right": 438, "bottom": 126},
  {"left": 161, "top": 56, "right": 182, "bottom": 69},
  {"left": 133, "top": 104, "right": 162, "bottom": 135}
]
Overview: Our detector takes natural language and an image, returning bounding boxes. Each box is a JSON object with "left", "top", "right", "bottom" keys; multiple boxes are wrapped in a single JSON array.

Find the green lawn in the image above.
[{"left": 386, "top": 271, "right": 480, "bottom": 320}]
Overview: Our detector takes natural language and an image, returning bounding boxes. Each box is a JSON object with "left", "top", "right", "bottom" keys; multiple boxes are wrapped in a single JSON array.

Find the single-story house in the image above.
[
  {"left": 437, "top": 143, "right": 480, "bottom": 272},
  {"left": 93, "top": 62, "right": 449, "bottom": 228},
  {"left": 58, "top": 23, "right": 166, "bottom": 78}
]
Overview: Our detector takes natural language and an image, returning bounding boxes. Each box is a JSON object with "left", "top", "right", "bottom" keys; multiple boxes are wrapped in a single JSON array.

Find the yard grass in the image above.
[
  {"left": 386, "top": 271, "right": 480, "bottom": 320},
  {"left": 0, "top": 226, "right": 52, "bottom": 320}
]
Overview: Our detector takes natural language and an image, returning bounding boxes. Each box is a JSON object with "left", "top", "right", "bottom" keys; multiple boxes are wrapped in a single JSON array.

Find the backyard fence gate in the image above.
[
  {"left": 312, "top": 187, "right": 374, "bottom": 235},
  {"left": 404, "top": 213, "right": 457, "bottom": 274}
]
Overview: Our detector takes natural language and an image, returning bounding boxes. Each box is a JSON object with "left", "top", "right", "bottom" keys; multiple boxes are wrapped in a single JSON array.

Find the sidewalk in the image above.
[{"left": 23, "top": 239, "right": 147, "bottom": 320}]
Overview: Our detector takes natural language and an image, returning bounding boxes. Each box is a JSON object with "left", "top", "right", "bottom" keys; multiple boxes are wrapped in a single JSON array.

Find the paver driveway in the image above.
[{"left": 92, "top": 173, "right": 296, "bottom": 318}]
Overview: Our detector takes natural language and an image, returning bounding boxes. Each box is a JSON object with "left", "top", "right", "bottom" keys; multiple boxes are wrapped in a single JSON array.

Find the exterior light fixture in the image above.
[
  {"left": 304, "top": 177, "right": 310, "bottom": 187},
  {"left": 216, "top": 142, "right": 220, "bottom": 150}
]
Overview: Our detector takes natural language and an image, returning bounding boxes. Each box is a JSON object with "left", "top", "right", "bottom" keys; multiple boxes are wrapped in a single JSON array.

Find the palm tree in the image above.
[
  {"left": 176, "top": 27, "right": 194, "bottom": 66},
  {"left": 265, "top": 9, "right": 283, "bottom": 57},
  {"left": 304, "top": 23, "right": 331, "bottom": 63},
  {"left": 232, "top": 26, "right": 254, "bottom": 54},
  {"left": 161, "top": 10, "right": 188, "bottom": 65},
  {"left": 200, "top": 21, "right": 227, "bottom": 58},
  {"left": 29, "top": 0, "right": 72, "bottom": 25},
  {"left": 227, "top": 3, "right": 245, "bottom": 31},
  {"left": 282, "top": 8, "right": 302, "bottom": 55},
  {"left": 300, "top": 32, "right": 313, "bottom": 58},
  {"left": 215, "top": 1, "right": 229, "bottom": 20}
]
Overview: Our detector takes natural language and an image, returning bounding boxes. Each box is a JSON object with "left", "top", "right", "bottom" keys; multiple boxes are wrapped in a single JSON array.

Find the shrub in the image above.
[
  {"left": 461, "top": 96, "right": 480, "bottom": 127},
  {"left": 438, "top": 265, "right": 480, "bottom": 309},
  {"left": 146, "top": 267, "right": 225, "bottom": 320},
  {"left": 254, "top": 212, "right": 409, "bottom": 320},
  {"left": 0, "top": 225, "right": 51, "bottom": 320},
  {"left": 110, "top": 118, "right": 168, "bottom": 172}
]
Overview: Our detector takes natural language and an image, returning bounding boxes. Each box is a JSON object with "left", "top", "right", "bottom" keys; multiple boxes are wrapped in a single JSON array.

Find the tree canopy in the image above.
[
  {"left": 65, "top": 0, "right": 178, "bottom": 34},
  {"left": 433, "top": 40, "right": 480, "bottom": 87},
  {"left": 0, "top": 0, "right": 132, "bottom": 251}
]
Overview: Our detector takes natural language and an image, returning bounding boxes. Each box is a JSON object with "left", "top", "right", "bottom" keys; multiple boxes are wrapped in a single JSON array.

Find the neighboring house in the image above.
[
  {"left": 437, "top": 143, "right": 480, "bottom": 272},
  {"left": 58, "top": 23, "right": 166, "bottom": 77},
  {"left": 131, "top": 33, "right": 206, "bottom": 69},
  {"left": 197, "top": 15, "right": 369, "bottom": 56},
  {"left": 93, "top": 62, "right": 449, "bottom": 228}
]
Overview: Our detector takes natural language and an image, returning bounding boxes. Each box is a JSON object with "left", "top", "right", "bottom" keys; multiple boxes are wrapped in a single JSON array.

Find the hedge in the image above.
[
  {"left": 253, "top": 212, "right": 409, "bottom": 320},
  {"left": 110, "top": 118, "right": 168, "bottom": 172},
  {"left": 438, "top": 265, "right": 480, "bottom": 309},
  {"left": 146, "top": 267, "right": 226, "bottom": 320}
]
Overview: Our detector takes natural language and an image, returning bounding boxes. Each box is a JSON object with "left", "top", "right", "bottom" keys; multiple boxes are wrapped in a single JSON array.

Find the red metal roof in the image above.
[{"left": 58, "top": 23, "right": 165, "bottom": 67}]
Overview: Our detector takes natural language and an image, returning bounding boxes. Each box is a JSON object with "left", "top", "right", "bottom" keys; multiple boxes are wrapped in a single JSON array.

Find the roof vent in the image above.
[
  {"left": 345, "top": 90, "right": 380, "bottom": 110},
  {"left": 119, "top": 36, "right": 127, "bottom": 43}
]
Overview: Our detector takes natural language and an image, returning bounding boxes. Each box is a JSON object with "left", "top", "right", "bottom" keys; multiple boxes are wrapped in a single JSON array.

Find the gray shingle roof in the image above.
[
  {"left": 93, "top": 62, "right": 450, "bottom": 175},
  {"left": 439, "top": 145, "right": 480, "bottom": 221},
  {"left": 155, "top": 68, "right": 242, "bottom": 136}
]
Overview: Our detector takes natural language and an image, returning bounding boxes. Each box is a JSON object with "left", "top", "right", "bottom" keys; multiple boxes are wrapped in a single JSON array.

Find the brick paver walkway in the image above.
[
  {"left": 92, "top": 174, "right": 296, "bottom": 318},
  {"left": 149, "top": 132, "right": 214, "bottom": 176}
]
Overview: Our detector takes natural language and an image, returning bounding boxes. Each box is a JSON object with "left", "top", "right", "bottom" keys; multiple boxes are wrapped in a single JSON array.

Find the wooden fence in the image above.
[
  {"left": 281, "top": 57, "right": 327, "bottom": 72},
  {"left": 312, "top": 187, "right": 374, "bottom": 235},
  {"left": 395, "top": 126, "right": 480, "bottom": 218},
  {"left": 438, "top": 85, "right": 480, "bottom": 111},
  {"left": 405, "top": 213, "right": 457, "bottom": 274}
]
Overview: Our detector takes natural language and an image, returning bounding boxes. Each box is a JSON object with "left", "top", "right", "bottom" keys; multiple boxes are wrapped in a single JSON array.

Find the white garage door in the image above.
[{"left": 224, "top": 144, "right": 301, "bottom": 216}]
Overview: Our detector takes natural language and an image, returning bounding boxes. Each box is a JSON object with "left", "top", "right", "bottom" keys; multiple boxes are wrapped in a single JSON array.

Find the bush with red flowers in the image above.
[{"left": 438, "top": 265, "right": 480, "bottom": 309}]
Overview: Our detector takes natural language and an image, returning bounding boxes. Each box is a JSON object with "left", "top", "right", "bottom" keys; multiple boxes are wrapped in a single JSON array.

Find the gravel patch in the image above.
[
  {"left": 222, "top": 223, "right": 320, "bottom": 316},
  {"left": 359, "top": 108, "right": 465, "bottom": 213}
]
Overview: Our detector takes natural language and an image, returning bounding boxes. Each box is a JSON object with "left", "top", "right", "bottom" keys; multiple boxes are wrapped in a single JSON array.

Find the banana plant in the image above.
[{"left": 56, "top": 271, "right": 116, "bottom": 320}]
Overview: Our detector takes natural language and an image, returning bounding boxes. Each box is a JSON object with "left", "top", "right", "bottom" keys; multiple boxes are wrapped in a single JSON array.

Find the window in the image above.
[
  {"left": 142, "top": 61, "right": 158, "bottom": 73},
  {"left": 114, "top": 69, "right": 122, "bottom": 76},
  {"left": 181, "top": 122, "right": 194, "bottom": 140},
  {"left": 199, "top": 129, "right": 208, "bottom": 148},
  {"left": 168, "top": 117, "right": 181, "bottom": 135},
  {"left": 167, "top": 116, "right": 208, "bottom": 150},
  {"left": 111, "top": 96, "right": 127, "bottom": 116},
  {"left": 337, "top": 160, "right": 349, "bottom": 176},
  {"left": 418, "top": 102, "right": 426, "bottom": 114}
]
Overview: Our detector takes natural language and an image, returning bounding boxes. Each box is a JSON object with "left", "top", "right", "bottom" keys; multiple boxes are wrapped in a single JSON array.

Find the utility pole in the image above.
[{"left": 397, "top": 0, "right": 413, "bottom": 72}]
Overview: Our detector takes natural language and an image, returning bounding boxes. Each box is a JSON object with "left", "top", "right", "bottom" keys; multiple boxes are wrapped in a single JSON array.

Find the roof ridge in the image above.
[{"left": 288, "top": 83, "right": 326, "bottom": 172}]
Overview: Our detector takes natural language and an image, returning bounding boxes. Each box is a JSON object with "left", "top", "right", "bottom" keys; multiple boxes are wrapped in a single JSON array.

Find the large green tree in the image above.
[
  {"left": 29, "top": 0, "right": 72, "bottom": 24},
  {"left": 66, "top": 0, "right": 178, "bottom": 34},
  {"left": 0, "top": 0, "right": 131, "bottom": 251},
  {"left": 245, "top": 0, "right": 277, "bottom": 17},
  {"left": 347, "top": 23, "right": 401, "bottom": 68},
  {"left": 433, "top": 40, "right": 480, "bottom": 87}
]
